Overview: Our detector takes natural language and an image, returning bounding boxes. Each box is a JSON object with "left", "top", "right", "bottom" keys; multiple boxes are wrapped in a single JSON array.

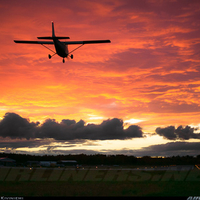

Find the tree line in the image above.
[{"left": 1, "top": 153, "right": 200, "bottom": 166}]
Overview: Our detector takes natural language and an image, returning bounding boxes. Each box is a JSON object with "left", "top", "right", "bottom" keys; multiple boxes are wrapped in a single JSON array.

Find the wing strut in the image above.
[
  {"left": 68, "top": 44, "right": 84, "bottom": 54},
  {"left": 41, "top": 44, "right": 56, "bottom": 54},
  {"left": 41, "top": 44, "right": 57, "bottom": 59}
]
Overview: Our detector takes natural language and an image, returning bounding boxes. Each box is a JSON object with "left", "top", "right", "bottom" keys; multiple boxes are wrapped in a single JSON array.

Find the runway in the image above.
[
  {"left": 0, "top": 165, "right": 199, "bottom": 182},
  {"left": 78, "top": 165, "right": 195, "bottom": 171},
  {"left": 129, "top": 165, "right": 195, "bottom": 171},
  {"left": 0, "top": 164, "right": 195, "bottom": 171}
]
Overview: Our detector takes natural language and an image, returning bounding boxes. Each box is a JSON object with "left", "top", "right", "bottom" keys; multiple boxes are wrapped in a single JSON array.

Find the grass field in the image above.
[
  {"left": 0, "top": 167, "right": 200, "bottom": 196},
  {"left": 1, "top": 181, "right": 200, "bottom": 196}
]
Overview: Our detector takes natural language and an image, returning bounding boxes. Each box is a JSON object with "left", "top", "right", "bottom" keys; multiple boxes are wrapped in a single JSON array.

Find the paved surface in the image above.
[
  {"left": 132, "top": 165, "right": 194, "bottom": 171},
  {"left": 0, "top": 165, "right": 195, "bottom": 171}
]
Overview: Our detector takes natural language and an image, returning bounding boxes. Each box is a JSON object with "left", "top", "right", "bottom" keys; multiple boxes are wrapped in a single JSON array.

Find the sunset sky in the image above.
[{"left": 1, "top": 0, "right": 200, "bottom": 156}]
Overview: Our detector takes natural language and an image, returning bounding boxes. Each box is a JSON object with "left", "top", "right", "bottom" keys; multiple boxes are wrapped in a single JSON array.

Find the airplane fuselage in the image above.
[{"left": 53, "top": 38, "right": 68, "bottom": 58}]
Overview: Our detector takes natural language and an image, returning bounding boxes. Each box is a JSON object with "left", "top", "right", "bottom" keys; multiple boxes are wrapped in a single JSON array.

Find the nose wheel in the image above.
[{"left": 63, "top": 58, "right": 65, "bottom": 63}]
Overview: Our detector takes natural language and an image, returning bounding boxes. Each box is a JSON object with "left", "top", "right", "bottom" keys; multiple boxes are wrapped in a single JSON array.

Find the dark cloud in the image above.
[
  {"left": 37, "top": 117, "right": 144, "bottom": 140},
  {"left": 2, "top": 112, "right": 200, "bottom": 143},
  {"left": 124, "top": 125, "right": 143, "bottom": 138},
  {"left": 1, "top": 140, "right": 200, "bottom": 157},
  {"left": 156, "top": 126, "right": 176, "bottom": 140},
  {"left": 1, "top": 112, "right": 200, "bottom": 157},
  {"left": 137, "top": 141, "right": 200, "bottom": 157},
  {"left": 25, "top": 141, "right": 200, "bottom": 157},
  {"left": 0, "top": 112, "right": 39, "bottom": 140},
  {"left": 0, "top": 112, "right": 144, "bottom": 141},
  {"left": 156, "top": 125, "right": 200, "bottom": 140},
  {"left": 89, "top": 141, "right": 200, "bottom": 157},
  {"left": 0, "top": 139, "right": 50, "bottom": 149},
  {"left": 0, "top": 138, "right": 86, "bottom": 153}
]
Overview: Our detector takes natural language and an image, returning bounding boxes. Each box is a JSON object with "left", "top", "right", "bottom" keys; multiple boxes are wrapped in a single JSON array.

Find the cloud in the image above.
[
  {"left": 1, "top": 112, "right": 200, "bottom": 143},
  {"left": 0, "top": 138, "right": 51, "bottom": 149},
  {"left": 1, "top": 113, "right": 200, "bottom": 157},
  {"left": 37, "top": 116, "right": 144, "bottom": 140},
  {"left": 156, "top": 125, "right": 200, "bottom": 140},
  {"left": 137, "top": 141, "right": 200, "bottom": 157},
  {"left": 0, "top": 112, "right": 144, "bottom": 141},
  {"left": 19, "top": 141, "right": 200, "bottom": 157},
  {"left": 156, "top": 126, "right": 176, "bottom": 140},
  {"left": 85, "top": 141, "right": 200, "bottom": 157},
  {"left": 0, "top": 112, "right": 39, "bottom": 140}
]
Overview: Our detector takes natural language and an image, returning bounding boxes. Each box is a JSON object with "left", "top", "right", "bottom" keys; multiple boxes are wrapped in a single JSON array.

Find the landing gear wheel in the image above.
[
  {"left": 70, "top": 54, "right": 73, "bottom": 59},
  {"left": 48, "top": 54, "right": 52, "bottom": 59},
  {"left": 63, "top": 58, "right": 65, "bottom": 63}
]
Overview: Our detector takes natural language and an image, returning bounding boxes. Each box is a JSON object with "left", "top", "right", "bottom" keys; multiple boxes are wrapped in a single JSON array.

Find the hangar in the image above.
[{"left": 0, "top": 157, "right": 16, "bottom": 166}]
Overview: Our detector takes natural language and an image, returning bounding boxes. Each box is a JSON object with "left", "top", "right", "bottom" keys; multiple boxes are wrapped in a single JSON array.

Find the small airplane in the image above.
[{"left": 14, "top": 22, "right": 111, "bottom": 63}]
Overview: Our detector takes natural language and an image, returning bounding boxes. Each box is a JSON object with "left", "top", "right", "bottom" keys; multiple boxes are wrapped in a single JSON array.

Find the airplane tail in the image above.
[
  {"left": 37, "top": 22, "right": 70, "bottom": 40},
  {"left": 52, "top": 21, "right": 55, "bottom": 37}
]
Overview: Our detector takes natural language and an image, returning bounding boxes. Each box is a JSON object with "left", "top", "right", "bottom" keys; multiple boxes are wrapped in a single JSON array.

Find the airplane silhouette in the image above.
[{"left": 14, "top": 22, "right": 111, "bottom": 63}]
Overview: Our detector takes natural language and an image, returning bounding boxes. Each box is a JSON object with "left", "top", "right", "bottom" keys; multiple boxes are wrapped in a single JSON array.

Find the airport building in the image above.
[
  {"left": 0, "top": 157, "right": 16, "bottom": 166},
  {"left": 39, "top": 161, "right": 57, "bottom": 167},
  {"left": 57, "top": 160, "right": 77, "bottom": 167},
  {"left": 27, "top": 161, "right": 40, "bottom": 167},
  {"left": 26, "top": 160, "right": 78, "bottom": 167}
]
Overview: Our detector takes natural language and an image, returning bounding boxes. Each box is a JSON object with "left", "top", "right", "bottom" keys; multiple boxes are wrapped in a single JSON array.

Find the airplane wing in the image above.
[
  {"left": 14, "top": 40, "right": 54, "bottom": 44},
  {"left": 64, "top": 40, "right": 111, "bottom": 45},
  {"left": 14, "top": 40, "right": 110, "bottom": 45}
]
